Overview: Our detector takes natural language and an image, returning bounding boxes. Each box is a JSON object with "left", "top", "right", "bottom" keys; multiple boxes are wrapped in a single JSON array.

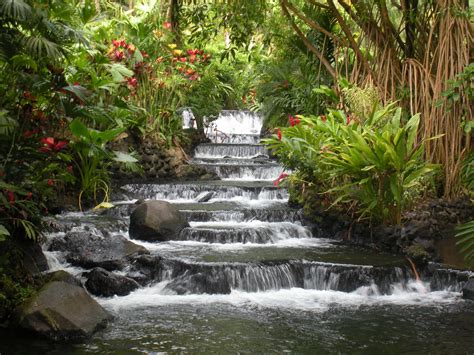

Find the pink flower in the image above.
[
  {"left": 273, "top": 173, "right": 289, "bottom": 187},
  {"left": 179, "top": 57, "right": 187, "bottom": 63},
  {"left": 163, "top": 22, "right": 172, "bottom": 29}
]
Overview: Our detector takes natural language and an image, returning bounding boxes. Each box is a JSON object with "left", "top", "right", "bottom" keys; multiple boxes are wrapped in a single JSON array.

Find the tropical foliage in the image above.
[{"left": 265, "top": 102, "right": 439, "bottom": 224}]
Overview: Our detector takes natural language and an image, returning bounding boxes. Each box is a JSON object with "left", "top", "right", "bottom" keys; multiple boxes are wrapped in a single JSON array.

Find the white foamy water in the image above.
[
  {"left": 124, "top": 237, "right": 334, "bottom": 254},
  {"left": 206, "top": 111, "right": 263, "bottom": 137},
  {"left": 100, "top": 282, "right": 461, "bottom": 313}
]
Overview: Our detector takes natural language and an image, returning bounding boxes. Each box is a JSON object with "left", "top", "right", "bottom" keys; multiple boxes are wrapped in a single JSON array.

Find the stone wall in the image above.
[{"left": 109, "top": 134, "right": 216, "bottom": 182}]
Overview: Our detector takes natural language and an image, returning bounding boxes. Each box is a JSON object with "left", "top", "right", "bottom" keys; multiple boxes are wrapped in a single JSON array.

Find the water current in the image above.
[{"left": 2, "top": 110, "right": 472, "bottom": 354}]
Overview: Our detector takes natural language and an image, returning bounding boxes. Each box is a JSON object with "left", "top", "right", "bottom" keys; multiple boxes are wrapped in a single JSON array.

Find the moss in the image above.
[
  {"left": 0, "top": 240, "right": 37, "bottom": 324},
  {"left": 404, "top": 243, "right": 430, "bottom": 262}
]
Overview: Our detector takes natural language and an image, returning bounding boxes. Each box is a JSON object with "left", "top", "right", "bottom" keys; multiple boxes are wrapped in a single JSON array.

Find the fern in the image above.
[{"left": 456, "top": 220, "right": 474, "bottom": 266}]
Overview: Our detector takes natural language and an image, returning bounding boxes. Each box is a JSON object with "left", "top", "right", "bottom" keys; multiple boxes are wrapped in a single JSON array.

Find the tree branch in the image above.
[
  {"left": 326, "top": 0, "right": 372, "bottom": 77},
  {"left": 283, "top": 0, "right": 342, "bottom": 45},
  {"left": 279, "top": 0, "right": 336, "bottom": 79}
]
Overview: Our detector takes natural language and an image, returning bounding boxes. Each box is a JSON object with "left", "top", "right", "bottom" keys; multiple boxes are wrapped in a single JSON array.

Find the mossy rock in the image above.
[{"left": 404, "top": 243, "right": 430, "bottom": 263}]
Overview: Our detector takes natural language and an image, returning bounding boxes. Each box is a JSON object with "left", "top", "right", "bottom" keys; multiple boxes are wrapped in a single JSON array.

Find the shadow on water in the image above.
[{"left": 436, "top": 237, "right": 472, "bottom": 270}]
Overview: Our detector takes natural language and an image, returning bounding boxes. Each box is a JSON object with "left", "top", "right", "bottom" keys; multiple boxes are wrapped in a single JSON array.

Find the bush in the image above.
[{"left": 264, "top": 103, "right": 439, "bottom": 224}]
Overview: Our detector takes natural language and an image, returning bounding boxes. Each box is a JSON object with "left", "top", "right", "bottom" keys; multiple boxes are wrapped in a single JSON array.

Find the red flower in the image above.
[
  {"left": 186, "top": 68, "right": 195, "bottom": 75},
  {"left": 273, "top": 173, "right": 289, "bottom": 187},
  {"left": 23, "top": 91, "right": 36, "bottom": 101},
  {"left": 67, "top": 165, "right": 73, "bottom": 173},
  {"left": 189, "top": 55, "right": 197, "bottom": 63},
  {"left": 277, "top": 128, "right": 282, "bottom": 140},
  {"left": 7, "top": 191, "right": 14, "bottom": 204},
  {"left": 127, "top": 77, "right": 138, "bottom": 87},
  {"left": 41, "top": 137, "right": 55, "bottom": 146},
  {"left": 141, "top": 50, "right": 149, "bottom": 58},
  {"left": 24, "top": 130, "right": 34, "bottom": 138},
  {"left": 163, "top": 22, "right": 172, "bottom": 29},
  {"left": 114, "top": 50, "right": 124, "bottom": 61},
  {"left": 40, "top": 137, "right": 67, "bottom": 152},
  {"left": 47, "top": 179, "right": 54, "bottom": 186},
  {"left": 54, "top": 140, "right": 68, "bottom": 151},
  {"left": 112, "top": 39, "right": 121, "bottom": 48},
  {"left": 321, "top": 115, "right": 327, "bottom": 123},
  {"left": 346, "top": 115, "right": 352, "bottom": 124},
  {"left": 127, "top": 44, "right": 136, "bottom": 53},
  {"left": 179, "top": 57, "right": 187, "bottom": 63},
  {"left": 39, "top": 146, "right": 51, "bottom": 153},
  {"left": 156, "top": 57, "right": 164, "bottom": 63},
  {"left": 26, "top": 192, "right": 33, "bottom": 200}
]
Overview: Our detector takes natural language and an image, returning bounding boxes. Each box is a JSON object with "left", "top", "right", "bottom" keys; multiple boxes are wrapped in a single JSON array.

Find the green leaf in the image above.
[
  {"left": 70, "top": 119, "right": 91, "bottom": 139},
  {"left": 0, "top": 224, "right": 10, "bottom": 241},
  {"left": 105, "top": 63, "right": 134, "bottom": 82},
  {"left": 113, "top": 151, "right": 139, "bottom": 163},
  {"left": 93, "top": 202, "right": 114, "bottom": 210}
]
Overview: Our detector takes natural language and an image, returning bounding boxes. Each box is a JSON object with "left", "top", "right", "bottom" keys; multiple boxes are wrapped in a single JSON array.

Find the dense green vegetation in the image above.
[{"left": 0, "top": 0, "right": 472, "bottom": 315}]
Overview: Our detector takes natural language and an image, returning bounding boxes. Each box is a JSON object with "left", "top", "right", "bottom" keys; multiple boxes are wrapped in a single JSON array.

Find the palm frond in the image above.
[
  {"left": 0, "top": 0, "right": 32, "bottom": 21},
  {"left": 22, "top": 35, "right": 63, "bottom": 59}
]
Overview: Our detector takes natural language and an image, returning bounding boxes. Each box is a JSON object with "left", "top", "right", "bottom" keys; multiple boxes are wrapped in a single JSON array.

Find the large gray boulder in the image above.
[
  {"left": 85, "top": 267, "right": 140, "bottom": 297},
  {"left": 129, "top": 200, "right": 189, "bottom": 242},
  {"left": 462, "top": 278, "right": 474, "bottom": 300},
  {"left": 49, "top": 229, "right": 148, "bottom": 271},
  {"left": 15, "top": 275, "right": 112, "bottom": 340}
]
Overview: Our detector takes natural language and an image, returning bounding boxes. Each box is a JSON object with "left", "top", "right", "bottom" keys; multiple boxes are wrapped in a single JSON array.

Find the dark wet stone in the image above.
[
  {"left": 462, "top": 278, "right": 474, "bottom": 300},
  {"left": 85, "top": 267, "right": 140, "bottom": 297},
  {"left": 49, "top": 229, "right": 148, "bottom": 271},
  {"left": 129, "top": 200, "right": 189, "bottom": 242}
]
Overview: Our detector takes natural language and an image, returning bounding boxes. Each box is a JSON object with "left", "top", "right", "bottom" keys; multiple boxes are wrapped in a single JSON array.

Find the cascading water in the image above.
[{"left": 32, "top": 110, "right": 473, "bottom": 354}]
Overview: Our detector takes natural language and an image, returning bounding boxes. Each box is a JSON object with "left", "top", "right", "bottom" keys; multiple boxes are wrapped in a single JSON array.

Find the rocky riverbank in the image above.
[{"left": 295, "top": 184, "right": 473, "bottom": 266}]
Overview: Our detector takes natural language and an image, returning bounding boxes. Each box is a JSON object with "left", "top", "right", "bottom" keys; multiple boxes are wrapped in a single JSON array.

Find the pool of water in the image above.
[{"left": 2, "top": 297, "right": 473, "bottom": 354}]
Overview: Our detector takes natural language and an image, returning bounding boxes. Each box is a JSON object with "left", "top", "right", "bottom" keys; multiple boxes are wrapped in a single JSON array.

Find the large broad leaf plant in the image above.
[{"left": 264, "top": 103, "right": 439, "bottom": 225}]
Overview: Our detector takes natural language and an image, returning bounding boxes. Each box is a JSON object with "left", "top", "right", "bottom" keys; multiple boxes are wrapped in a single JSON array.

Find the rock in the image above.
[
  {"left": 129, "top": 200, "right": 189, "bottom": 242},
  {"left": 404, "top": 243, "right": 430, "bottom": 263},
  {"left": 15, "top": 279, "right": 112, "bottom": 340},
  {"left": 49, "top": 229, "right": 148, "bottom": 271},
  {"left": 195, "top": 191, "right": 214, "bottom": 203},
  {"left": 46, "top": 270, "right": 82, "bottom": 287},
  {"left": 85, "top": 267, "right": 140, "bottom": 297},
  {"left": 462, "top": 278, "right": 474, "bottom": 300},
  {"left": 22, "top": 242, "right": 49, "bottom": 275},
  {"left": 413, "top": 237, "right": 434, "bottom": 251}
]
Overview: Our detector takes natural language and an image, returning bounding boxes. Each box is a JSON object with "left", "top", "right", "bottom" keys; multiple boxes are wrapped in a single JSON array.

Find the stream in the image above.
[{"left": 3, "top": 111, "right": 473, "bottom": 354}]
